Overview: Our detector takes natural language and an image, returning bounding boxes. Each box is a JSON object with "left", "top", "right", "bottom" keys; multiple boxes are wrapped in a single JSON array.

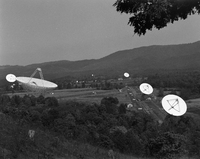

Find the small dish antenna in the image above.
[
  {"left": 161, "top": 94, "right": 187, "bottom": 116},
  {"left": 127, "top": 103, "right": 133, "bottom": 108},
  {"left": 139, "top": 83, "right": 153, "bottom": 95},
  {"left": 124, "top": 72, "right": 129, "bottom": 78},
  {"left": 6, "top": 74, "right": 16, "bottom": 82}
]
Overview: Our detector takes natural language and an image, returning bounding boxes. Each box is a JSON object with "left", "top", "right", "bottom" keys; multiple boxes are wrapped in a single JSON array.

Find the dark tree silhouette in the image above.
[{"left": 113, "top": 0, "right": 200, "bottom": 35}]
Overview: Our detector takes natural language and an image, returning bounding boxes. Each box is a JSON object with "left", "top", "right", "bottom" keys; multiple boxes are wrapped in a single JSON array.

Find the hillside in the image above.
[
  {"left": 0, "top": 40, "right": 200, "bottom": 81},
  {"left": 0, "top": 93, "right": 199, "bottom": 159}
]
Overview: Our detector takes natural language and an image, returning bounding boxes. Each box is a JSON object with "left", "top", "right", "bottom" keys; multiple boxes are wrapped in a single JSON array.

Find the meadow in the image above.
[{"left": 6, "top": 87, "right": 132, "bottom": 105}]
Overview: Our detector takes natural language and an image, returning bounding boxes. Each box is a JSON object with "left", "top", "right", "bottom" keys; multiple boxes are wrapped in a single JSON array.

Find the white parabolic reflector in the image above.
[
  {"left": 16, "top": 77, "right": 57, "bottom": 92},
  {"left": 6, "top": 74, "right": 16, "bottom": 82},
  {"left": 127, "top": 103, "right": 133, "bottom": 108},
  {"left": 161, "top": 94, "right": 187, "bottom": 116},
  {"left": 124, "top": 72, "right": 129, "bottom": 78},
  {"left": 139, "top": 83, "right": 153, "bottom": 95}
]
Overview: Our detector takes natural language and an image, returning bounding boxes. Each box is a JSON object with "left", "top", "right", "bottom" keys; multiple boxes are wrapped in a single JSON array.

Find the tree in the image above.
[
  {"left": 30, "top": 95, "right": 37, "bottom": 106},
  {"left": 158, "top": 87, "right": 164, "bottom": 97},
  {"left": 37, "top": 95, "right": 45, "bottom": 104},
  {"left": 10, "top": 95, "right": 22, "bottom": 106},
  {"left": 0, "top": 95, "right": 10, "bottom": 106},
  {"left": 126, "top": 130, "right": 145, "bottom": 155},
  {"left": 98, "top": 134, "right": 114, "bottom": 149},
  {"left": 148, "top": 132, "right": 188, "bottom": 158},
  {"left": 54, "top": 113, "right": 76, "bottom": 139},
  {"left": 44, "top": 97, "right": 59, "bottom": 107},
  {"left": 113, "top": 0, "right": 200, "bottom": 35},
  {"left": 22, "top": 95, "right": 32, "bottom": 107},
  {"left": 180, "top": 88, "right": 191, "bottom": 100},
  {"left": 29, "top": 110, "right": 41, "bottom": 124},
  {"left": 41, "top": 109, "right": 59, "bottom": 127},
  {"left": 118, "top": 103, "right": 126, "bottom": 114},
  {"left": 111, "top": 130, "right": 128, "bottom": 153},
  {"left": 101, "top": 97, "right": 119, "bottom": 114}
]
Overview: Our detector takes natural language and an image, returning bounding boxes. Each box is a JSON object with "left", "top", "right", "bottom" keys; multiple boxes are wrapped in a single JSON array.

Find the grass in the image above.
[{"left": 5, "top": 87, "right": 132, "bottom": 105}]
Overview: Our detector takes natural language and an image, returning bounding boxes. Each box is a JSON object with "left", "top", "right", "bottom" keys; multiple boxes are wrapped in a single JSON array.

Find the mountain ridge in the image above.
[{"left": 0, "top": 40, "right": 200, "bottom": 81}]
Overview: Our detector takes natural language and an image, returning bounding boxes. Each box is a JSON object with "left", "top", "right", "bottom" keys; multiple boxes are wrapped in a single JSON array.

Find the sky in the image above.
[{"left": 0, "top": 0, "right": 200, "bottom": 66}]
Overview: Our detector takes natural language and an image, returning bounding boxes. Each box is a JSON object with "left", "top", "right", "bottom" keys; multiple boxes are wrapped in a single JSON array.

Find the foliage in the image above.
[
  {"left": 101, "top": 97, "right": 119, "bottom": 114},
  {"left": 161, "top": 115, "right": 196, "bottom": 134},
  {"left": 44, "top": 97, "right": 59, "bottom": 107},
  {"left": 118, "top": 103, "right": 127, "bottom": 114},
  {"left": 54, "top": 113, "right": 76, "bottom": 139},
  {"left": 125, "top": 129, "right": 145, "bottom": 156},
  {"left": 0, "top": 113, "right": 61, "bottom": 158},
  {"left": 0, "top": 95, "right": 10, "bottom": 106},
  {"left": 148, "top": 132, "right": 188, "bottom": 159},
  {"left": 145, "top": 71, "right": 200, "bottom": 99},
  {"left": 0, "top": 94, "right": 200, "bottom": 158},
  {"left": 22, "top": 95, "right": 32, "bottom": 107},
  {"left": 36, "top": 94, "right": 45, "bottom": 104},
  {"left": 113, "top": 0, "right": 200, "bottom": 35}
]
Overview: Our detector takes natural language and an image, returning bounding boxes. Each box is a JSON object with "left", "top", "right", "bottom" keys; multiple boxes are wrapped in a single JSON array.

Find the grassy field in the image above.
[
  {"left": 53, "top": 88, "right": 131, "bottom": 104},
  {"left": 6, "top": 87, "right": 131, "bottom": 105}
]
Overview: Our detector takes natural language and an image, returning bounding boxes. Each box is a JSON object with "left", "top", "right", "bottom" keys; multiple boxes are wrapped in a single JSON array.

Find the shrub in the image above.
[
  {"left": 44, "top": 97, "right": 59, "bottom": 107},
  {"left": 148, "top": 132, "right": 188, "bottom": 159}
]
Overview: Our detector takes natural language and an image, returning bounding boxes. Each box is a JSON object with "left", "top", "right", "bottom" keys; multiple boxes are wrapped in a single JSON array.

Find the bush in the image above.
[
  {"left": 101, "top": 97, "right": 119, "bottom": 114},
  {"left": 44, "top": 97, "right": 59, "bottom": 107},
  {"left": 0, "top": 95, "right": 11, "bottom": 106},
  {"left": 98, "top": 134, "right": 114, "bottom": 149},
  {"left": 148, "top": 132, "right": 187, "bottom": 159}
]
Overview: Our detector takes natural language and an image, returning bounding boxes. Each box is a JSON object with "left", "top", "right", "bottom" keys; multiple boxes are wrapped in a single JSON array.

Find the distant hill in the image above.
[{"left": 1, "top": 40, "right": 200, "bottom": 82}]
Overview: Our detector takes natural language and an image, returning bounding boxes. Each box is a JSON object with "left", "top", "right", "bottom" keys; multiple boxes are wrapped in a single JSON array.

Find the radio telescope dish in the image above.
[
  {"left": 6, "top": 68, "right": 57, "bottom": 93},
  {"left": 16, "top": 77, "right": 57, "bottom": 92},
  {"left": 139, "top": 83, "right": 153, "bottom": 95},
  {"left": 6, "top": 74, "right": 16, "bottom": 82},
  {"left": 161, "top": 94, "right": 187, "bottom": 116},
  {"left": 124, "top": 72, "right": 129, "bottom": 78}
]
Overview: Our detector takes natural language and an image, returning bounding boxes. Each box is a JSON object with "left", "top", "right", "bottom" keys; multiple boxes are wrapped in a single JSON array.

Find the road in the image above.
[{"left": 126, "top": 86, "right": 167, "bottom": 123}]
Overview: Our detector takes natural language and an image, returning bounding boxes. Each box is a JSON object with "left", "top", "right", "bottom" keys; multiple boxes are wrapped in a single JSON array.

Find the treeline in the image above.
[
  {"left": 0, "top": 95, "right": 200, "bottom": 158},
  {"left": 147, "top": 71, "right": 200, "bottom": 91},
  {"left": 55, "top": 80, "right": 124, "bottom": 90},
  {"left": 145, "top": 71, "right": 200, "bottom": 99}
]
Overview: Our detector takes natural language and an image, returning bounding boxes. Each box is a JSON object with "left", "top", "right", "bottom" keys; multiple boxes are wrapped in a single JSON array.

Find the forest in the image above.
[
  {"left": 143, "top": 71, "right": 200, "bottom": 100},
  {"left": 0, "top": 94, "right": 200, "bottom": 158}
]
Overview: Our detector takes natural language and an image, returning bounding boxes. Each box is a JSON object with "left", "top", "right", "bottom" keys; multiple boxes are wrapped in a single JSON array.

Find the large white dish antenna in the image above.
[
  {"left": 124, "top": 72, "right": 129, "bottom": 78},
  {"left": 5, "top": 68, "right": 57, "bottom": 93},
  {"left": 139, "top": 83, "right": 153, "bottom": 95},
  {"left": 6, "top": 74, "right": 16, "bottom": 82},
  {"left": 16, "top": 77, "right": 57, "bottom": 92},
  {"left": 161, "top": 94, "right": 187, "bottom": 116}
]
